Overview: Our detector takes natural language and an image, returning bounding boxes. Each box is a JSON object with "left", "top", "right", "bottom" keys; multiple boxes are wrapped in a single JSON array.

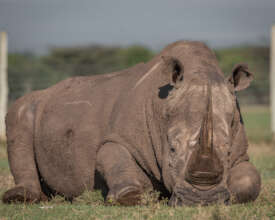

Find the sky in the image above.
[{"left": 0, "top": 0, "right": 275, "bottom": 54}]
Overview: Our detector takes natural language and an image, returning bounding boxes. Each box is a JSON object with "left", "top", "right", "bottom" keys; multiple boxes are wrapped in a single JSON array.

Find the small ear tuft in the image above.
[
  {"left": 161, "top": 56, "right": 184, "bottom": 86},
  {"left": 228, "top": 63, "right": 254, "bottom": 91}
]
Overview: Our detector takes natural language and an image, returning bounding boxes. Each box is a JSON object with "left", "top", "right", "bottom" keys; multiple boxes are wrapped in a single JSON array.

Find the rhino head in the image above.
[{"left": 158, "top": 42, "right": 253, "bottom": 206}]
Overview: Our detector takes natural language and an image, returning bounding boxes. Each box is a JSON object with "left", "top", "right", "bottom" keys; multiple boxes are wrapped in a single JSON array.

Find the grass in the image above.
[
  {"left": 0, "top": 105, "right": 274, "bottom": 219},
  {"left": 241, "top": 105, "right": 272, "bottom": 143}
]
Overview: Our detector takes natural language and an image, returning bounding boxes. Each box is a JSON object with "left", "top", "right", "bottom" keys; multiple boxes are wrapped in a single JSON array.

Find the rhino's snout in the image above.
[
  {"left": 185, "top": 84, "right": 223, "bottom": 190},
  {"left": 185, "top": 152, "right": 223, "bottom": 190}
]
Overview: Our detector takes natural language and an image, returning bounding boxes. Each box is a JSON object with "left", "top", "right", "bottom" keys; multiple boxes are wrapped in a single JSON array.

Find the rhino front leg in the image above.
[
  {"left": 2, "top": 98, "right": 47, "bottom": 203},
  {"left": 96, "top": 142, "right": 152, "bottom": 206},
  {"left": 227, "top": 161, "right": 261, "bottom": 203}
]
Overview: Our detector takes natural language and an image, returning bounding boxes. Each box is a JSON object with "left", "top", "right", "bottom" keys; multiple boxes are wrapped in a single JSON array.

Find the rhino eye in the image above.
[
  {"left": 170, "top": 147, "right": 176, "bottom": 153},
  {"left": 169, "top": 139, "right": 180, "bottom": 153}
]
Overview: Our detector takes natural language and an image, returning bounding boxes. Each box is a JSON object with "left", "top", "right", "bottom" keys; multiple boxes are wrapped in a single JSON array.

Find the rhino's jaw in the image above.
[
  {"left": 168, "top": 148, "right": 229, "bottom": 206},
  {"left": 169, "top": 184, "right": 230, "bottom": 206},
  {"left": 184, "top": 149, "right": 224, "bottom": 191},
  {"left": 170, "top": 152, "right": 228, "bottom": 206}
]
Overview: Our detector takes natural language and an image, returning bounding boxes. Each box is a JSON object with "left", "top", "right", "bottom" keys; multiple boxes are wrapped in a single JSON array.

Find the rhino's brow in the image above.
[{"left": 133, "top": 62, "right": 161, "bottom": 90}]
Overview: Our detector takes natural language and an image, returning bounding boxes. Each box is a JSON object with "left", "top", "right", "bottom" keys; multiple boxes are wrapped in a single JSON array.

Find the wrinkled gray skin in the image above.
[{"left": 2, "top": 41, "right": 261, "bottom": 206}]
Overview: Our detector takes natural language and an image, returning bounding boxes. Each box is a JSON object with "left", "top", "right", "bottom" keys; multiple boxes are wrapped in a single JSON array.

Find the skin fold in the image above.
[{"left": 2, "top": 41, "right": 261, "bottom": 206}]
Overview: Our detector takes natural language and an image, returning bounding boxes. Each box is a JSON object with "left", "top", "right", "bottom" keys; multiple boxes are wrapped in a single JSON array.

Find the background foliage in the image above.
[{"left": 7, "top": 45, "right": 269, "bottom": 105}]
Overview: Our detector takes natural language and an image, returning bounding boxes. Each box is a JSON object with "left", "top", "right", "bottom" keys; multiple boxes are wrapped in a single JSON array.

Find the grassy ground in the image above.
[
  {"left": 0, "top": 106, "right": 274, "bottom": 219},
  {"left": 241, "top": 105, "right": 272, "bottom": 143}
]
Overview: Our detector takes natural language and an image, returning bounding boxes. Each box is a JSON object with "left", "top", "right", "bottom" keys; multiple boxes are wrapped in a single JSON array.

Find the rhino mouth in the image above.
[
  {"left": 185, "top": 151, "right": 224, "bottom": 191},
  {"left": 169, "top": 184, "right": 230, "bottom": 206},
  {"left": 185, "top": 171, "right": 222, "bottom": 190},
  {"left": 169, "top": 146, "right": 228, "bottom": 206}
]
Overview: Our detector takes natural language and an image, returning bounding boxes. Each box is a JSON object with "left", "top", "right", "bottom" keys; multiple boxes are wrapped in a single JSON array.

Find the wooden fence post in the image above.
[
  {"left": 0, "top": 32, "right": 8, "bottom": 141},
  {"left": 271, "top": 26, "right": 275, "bottom": 142}
]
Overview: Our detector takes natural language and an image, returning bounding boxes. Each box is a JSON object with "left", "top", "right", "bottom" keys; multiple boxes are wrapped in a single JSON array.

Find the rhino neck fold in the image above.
[{"left": 185, "top": 83, "right": 223, "bottom": 190}]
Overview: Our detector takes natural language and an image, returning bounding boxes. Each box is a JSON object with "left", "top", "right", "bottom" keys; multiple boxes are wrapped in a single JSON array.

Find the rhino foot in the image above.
[
  {"left": 228, "top": 162, "right": 261, "bottom": 203},
  {"left": 106, "top": 185, "right": 142, "bottom": 206},
  {"left": 2, "top": 186, "right": 46, "bottom": 204}
]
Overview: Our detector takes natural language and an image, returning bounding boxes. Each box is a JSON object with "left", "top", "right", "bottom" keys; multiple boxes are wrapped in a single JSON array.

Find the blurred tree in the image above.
[
  {"left": 119, "top": 45, "right": 154, "bottom": 67},
  {"left": 8, "top": 53, "right": 63, "bottom": 102},
  {"left": 43, "top": 46, "right": 121, "bottom": 77},
  {"left": 7, "top": 45, "right": 269, "bottom": 105},
  {"left": 43, "top": 45, "right": 154, "bottom": 77},
  {"left": 7, "top": 45, "right": 154, "bottom": 103}
]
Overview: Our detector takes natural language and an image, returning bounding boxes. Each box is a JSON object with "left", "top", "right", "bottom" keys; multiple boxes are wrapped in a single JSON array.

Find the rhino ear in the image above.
[
  {"left": 228, "top": 63, "right": 254, "bottom": 91},
  {"left": 161, "top": 56, "right": 184, "bottom": 86}
]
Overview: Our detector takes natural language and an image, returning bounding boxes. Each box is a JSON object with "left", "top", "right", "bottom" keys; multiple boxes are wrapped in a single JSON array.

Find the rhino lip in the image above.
[
  {"left": 185, "top": 170, "right": 222, "bottom": 191},
  {"left": 185, "top": 153, "right": 224, "bottom": 191},
  {"left": 187, "top": 171, "right": 220, "bottom": 184},
  {"left": 169, "top": 185, "right": 230, "bottom": 206}
]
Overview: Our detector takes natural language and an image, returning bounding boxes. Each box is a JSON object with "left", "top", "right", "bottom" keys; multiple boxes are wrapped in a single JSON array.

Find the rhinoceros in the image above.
[{"left": 2, "top": 41, "right": 261, "bottom": 206}]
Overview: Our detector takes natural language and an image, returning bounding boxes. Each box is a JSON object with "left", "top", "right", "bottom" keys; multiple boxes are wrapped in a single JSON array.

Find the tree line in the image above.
[{"left": 8, "top": 45, "right": 269, "bottom": 105}]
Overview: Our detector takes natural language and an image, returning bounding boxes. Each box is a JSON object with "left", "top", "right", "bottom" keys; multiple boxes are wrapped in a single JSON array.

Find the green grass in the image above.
[
  {"left": 241, "top": 105, "right": 272, "bottom": 142},
  {"left": 0, "top": 105, "right": 274, "bottom": 219}
]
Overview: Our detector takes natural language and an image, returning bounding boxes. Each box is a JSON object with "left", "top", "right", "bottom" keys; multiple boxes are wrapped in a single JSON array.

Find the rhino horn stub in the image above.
[{"left": 200, "top": 82, "right": 213, "bottom": 155}]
